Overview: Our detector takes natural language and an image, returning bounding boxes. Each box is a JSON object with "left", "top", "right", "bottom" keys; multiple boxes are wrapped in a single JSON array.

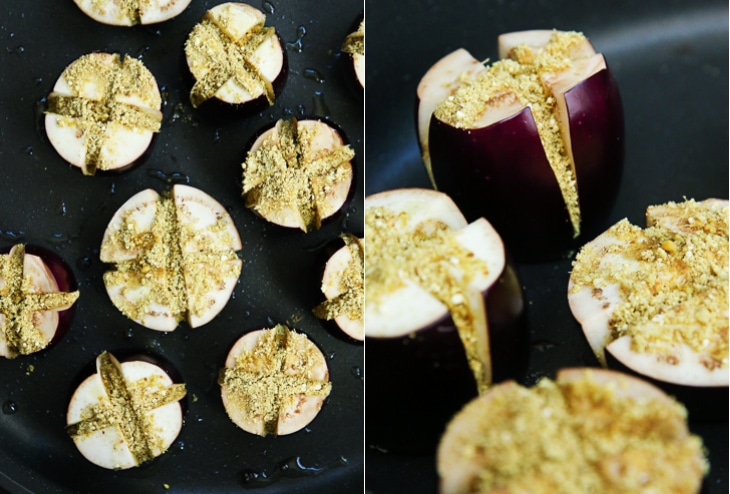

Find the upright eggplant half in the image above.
[
  {"left": 569, "top": 198, "right": 728, "bottom": 420},
  {"left": 365, "top": 188, "right": 526, "bottom": 453},
  {"left": 417, "top": 30, "right": 624, "bottom": 260}
]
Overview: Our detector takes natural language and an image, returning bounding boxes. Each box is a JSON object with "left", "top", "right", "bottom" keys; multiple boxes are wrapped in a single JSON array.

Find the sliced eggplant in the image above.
[
  {"left": 438, "top": 368, "right": 708, "bottom": 494},
  {"left": 313, "top": 234, "right": 364, "bottom": 341},
  {"left": 0, "top": 244, "right": 79, "bottom": 358},
  {"left": 72, "top": 0, "right": 191, "bottom": 26},
  {"left": 417, "top": 30, "right": 623, "bottom": 260},
  {"left": 100, "top": 185, "right": 242, "bottom": 331},
  {"left": 184, "top": 2, "right": 287, "bottom": 110},
  {"left": 569, "top": 198, "right": 728, "bottom": 419},
  {"left": 242, "top": 117, "right": 355, "bottom": 232},
  {"left": 341, "top": 16, "right": 364, "bottom": 91},
  {"left": 66, "top": 351, "right": 186, "bottom": 470},
  {"left": 219, "top": 325, "right": 332, "bottom": 436},
  {"left": 45, "top": 53, "right": 162, "bottom": 176},
  {"left": 365, "top": 188, "right": 526, "bottom": 452}
]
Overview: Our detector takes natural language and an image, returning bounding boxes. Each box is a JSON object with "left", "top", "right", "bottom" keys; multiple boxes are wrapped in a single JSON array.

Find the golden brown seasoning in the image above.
[
  {"left": 185, "top": 11, "right": 276, "bottom": 107},
  {"left": 67, "top": 351, "right": 186, "bottom": 465},
  {"left": 313, "top": 234, "right": 364, "bottom": 321},
  {"left": 0, "top": 245, "right": 79, "bottom": 356},
  {"left": 571, "top": 199, "right": 728, "bottom": 367},
  {"left": 341, "top": 21, "right": 364, "bottom": 56},
  {"left": 46, "top": 54, "right": 161, "bottom": 175},
  {"left": 435, "top": 31, "right": 587, "bottom": 237},
  {"left": 365, "top": 207, "right": 491, "bottom": 391},
  {"left": 219, "top": 325, "right": 332, "bottom": 436},
  {"left": 242, "top": 118, "right": 355, "bottom": 232},
  {"left": 446, "top": 372, "right": 707, "bottom": 493}
]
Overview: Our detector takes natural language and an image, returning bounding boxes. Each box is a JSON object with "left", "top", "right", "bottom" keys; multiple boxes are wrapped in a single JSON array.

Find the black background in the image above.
[
  {"left": 0, "top": 1, "right": 363, "bottom": 493},
  {"left": 365, "top": 0, "right": 728, "bottom": 493}
]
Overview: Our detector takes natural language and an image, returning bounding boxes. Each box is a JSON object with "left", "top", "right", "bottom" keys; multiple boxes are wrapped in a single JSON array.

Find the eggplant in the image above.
[
  {"left": 313, "top": 234, "right": 364, "bottom": 342},
  {"left": 437, "top": 368, "right": 708, "bottom": 494},
  {"left": 365, "top": 188, "right": 526, "bottom": 453},
  {"left": 0, "top": 244, "right": 79, "bottom": 358},
  {"left": 341, "top": 14, "right": 365, "bottom": 93},
  {"left": 45, "top": 53, "right": 162, "bottom": 176},
  {"left": 184, "top": 2, "right": 287, "bottom": 111},
  {"left": 568, "top": 198, "right": 728, "bottom": 420},
  {"left": 241, "top": 117, "right": 356, "bottom": 232},
  {"left": 66, "top": 351, "right": 186, "bottom": 470},
  {"left": 417, "top": 30, "right": 623, "bottom": 261},
  {"left": 219, "top": 325, "right": 332, "bottom": 436},
  {"left": 100, "top": 185, "right": 242, "bottom": 332},
  {"left": 72, "top": 0, "right": 191, "bottom": 26}
]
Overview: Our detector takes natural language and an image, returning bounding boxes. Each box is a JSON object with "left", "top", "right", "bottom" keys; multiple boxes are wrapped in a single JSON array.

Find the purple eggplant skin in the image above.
[
  {"left": 604, "top": 351, "right": 727, "bottom": 423},
  {"left": 567, "top": 65, "right": 624, "bottom": 242},
  {"left": 427, "top": 67, "right": 623, "bottom": 262},
  {"left": 365, "top": 262, "right": 527, "bottom": 454}
]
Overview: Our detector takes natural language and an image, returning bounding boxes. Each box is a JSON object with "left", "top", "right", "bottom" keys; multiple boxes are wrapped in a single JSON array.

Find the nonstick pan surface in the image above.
[
  {"left": 0, "top": 1, "right": 363, "bottom": 493},
  {"left": 365, "top": 0, "right": 728, "bottom": 492}
]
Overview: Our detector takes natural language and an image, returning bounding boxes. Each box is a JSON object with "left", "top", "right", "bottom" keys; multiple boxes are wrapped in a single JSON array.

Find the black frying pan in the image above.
[
  {"left": 365, "top": 0, "right": 728, "bottom": 492},
  {"left": 0, "top": 1, "right": 363, "bottom": 492}
]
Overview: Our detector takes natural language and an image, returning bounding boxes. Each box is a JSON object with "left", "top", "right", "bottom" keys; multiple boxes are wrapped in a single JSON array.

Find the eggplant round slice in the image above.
[
  {"left": 569, "top": 198, "right": 728, "bottom": 419},
  {"left": 100, "top": 185, "right": 242, "bottom": 332},
  {"left": 184, "top": 2, "right": 286, "bottom": 109},
  {"left": 73, "top": 0, "right": 191, "bottom": 26},
  {"left": 45, "top": 53, "right": 162, "bottom": 176},
  {"left": 417, "top": 30, "right": 623, "bottom": 261},
  {"left": 438, "top": 368, "right": 708, "bottom": 494},
  {"left": 341, "top": 17, "right": 364, "bottom": 91},
  {"left": 219, "top": 325, "right": 332, "bottom": 436},
  {"left": 313, "top": 234, "right": 364, "bottom": 341},
  {"left": 242, "top": 117, "right": 355, "bottom": 232},
  {"left": 67, "top": 351, "right": 186, "bottom": 470},
  {"left": 0, "top": 244, "right": 79, "bottom": 358},
  {"left": 365, "top": 188, "right": 526, "bottom": 452}
]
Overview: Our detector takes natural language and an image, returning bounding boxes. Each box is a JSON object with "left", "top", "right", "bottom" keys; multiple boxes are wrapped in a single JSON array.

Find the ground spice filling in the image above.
[
  {"left": 434, "top": 31, "right": 589, "bottom": 237},
  {"left": 46, "top": 53, "right": 161, "bottom": 175},
  {"left": 88, "top": 0, "right": 142, "bottom": 24},
  {"left": 570, "top": 199, "right": 729, "bottom": 368},
  {"left": 448, "top": 372, "right": 707, "bottom": 493},
  {"left": 365, "top": 207, "right": 492, "bottom": 391},
  {"left": 219, "top": 325, "right": 332, "bottom": 436},
  {"left": 67, "top": 351, "right": 186, "bottom": 465},
  {"left": 0, "top": 245, "right": 79, "bottom": 356},
  {"left": 185, "top": 10, "right": 277, "bottom": 107},
  {"left": 313, "top": 233, "right": 364, "bottom": 322},
  {"left": 242, "top": 117, "right": 355, "bottom": 232},
  {"left": 341, "top": 21, "right": 364, "bottom": 56},
  {"left": 103, "top": 190, "right": 241, "bottom": 327}
]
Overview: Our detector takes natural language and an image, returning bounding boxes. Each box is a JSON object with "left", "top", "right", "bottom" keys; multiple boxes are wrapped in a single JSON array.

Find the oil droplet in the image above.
[
  {"left": 76, "top": 256, "right": 92, "bottom": 271},
  {"left": 286, "top": 26, "right": 306, "bottom": 53},
  {"left": 351, "top": 366, "right": 363, "bottom": 380},
  {"left": 2, "top": 400, "right": 17, "bottom": 415},
  {"left": 56, "top": 200, "right": 67, "bottom": 216},
  {"left": 147, "top": 169, "right": 190, "bottom": 185},
  {"left": 262, "top": 1, "right": 275, "bottom": 14},
  {"left": 312, "top": 91, "right": 330, "bottom": 117},
  {"left": 24, "top": 145, "right": 33, "bottom": 156},
  {"left": 303, "top": 68, "right": 325, "bottom": 84},
  {"left": 35, "top": 77, "right": 43, "bottom": 85},
  {"left": 239, "top": 456, "right": 348, "bottom": 487},
  {"left": 48, "top": 232, "right": 67, "bottom": 244},
  {"left": 126, "top": 328, "right": 134, "bottom": 339}
]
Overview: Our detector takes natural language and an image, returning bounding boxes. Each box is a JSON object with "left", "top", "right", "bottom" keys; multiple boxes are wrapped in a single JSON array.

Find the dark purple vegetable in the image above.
[
  {"left": 417, "top": 30, "right": 624, "bottom": 261},
  {"left": 365, "top": 188, "right": 527, "bottom": 453}
]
